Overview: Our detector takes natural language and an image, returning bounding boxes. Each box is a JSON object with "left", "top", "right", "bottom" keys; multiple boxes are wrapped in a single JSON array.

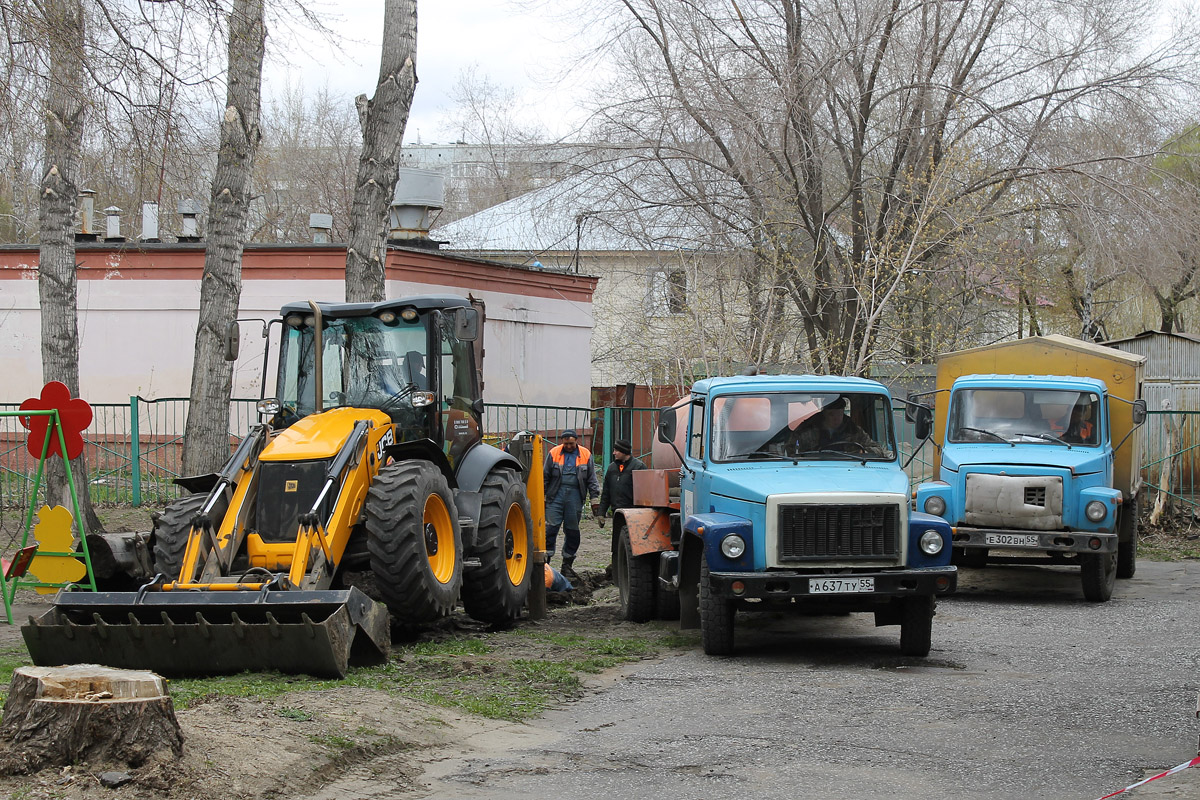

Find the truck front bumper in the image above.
[
  {"left": 952, "top": 528, "right": 1117, "bottom": 554},
  {"left": 707, "top": 566, "right": 957, "bottom": 602}
]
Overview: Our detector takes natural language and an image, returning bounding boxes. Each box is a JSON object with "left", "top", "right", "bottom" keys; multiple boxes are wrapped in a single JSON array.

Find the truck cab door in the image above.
[{"left": 681, "top": 398, "right": 709, "bottom": 519}]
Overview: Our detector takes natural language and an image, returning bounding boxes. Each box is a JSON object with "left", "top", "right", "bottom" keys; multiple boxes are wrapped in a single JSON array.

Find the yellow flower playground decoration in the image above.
[{"left": 27, "top": 505, "right": 86, "bottom": 594}]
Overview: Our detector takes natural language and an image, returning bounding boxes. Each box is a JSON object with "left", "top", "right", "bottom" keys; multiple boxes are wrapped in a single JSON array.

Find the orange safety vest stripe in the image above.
[{"left": 550, "top": 443, "right": 592, "bottom": 465}]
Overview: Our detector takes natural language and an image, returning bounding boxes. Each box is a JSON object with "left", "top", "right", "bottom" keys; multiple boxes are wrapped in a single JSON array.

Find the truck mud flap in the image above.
[{"left": 21, "top": 586, "right": 390, "bottom": 679}]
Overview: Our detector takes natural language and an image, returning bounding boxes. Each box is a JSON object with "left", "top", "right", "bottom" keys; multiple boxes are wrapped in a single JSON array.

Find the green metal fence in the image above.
[{"left": 0, "top": 400, "right": 1188, "bottom": 513}]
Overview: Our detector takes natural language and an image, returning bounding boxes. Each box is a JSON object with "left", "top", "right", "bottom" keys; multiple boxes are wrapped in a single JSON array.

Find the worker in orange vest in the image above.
[
  {"left": 542, "top": 429, "right": 600, "bottom": 580},
  {"left": 1064, "top": 400, "right": 1096, "bottom": 444}
]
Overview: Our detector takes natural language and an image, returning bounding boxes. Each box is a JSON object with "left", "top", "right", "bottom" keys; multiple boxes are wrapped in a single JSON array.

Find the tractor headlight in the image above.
[
  {"left": 720, "top": 534, "right": 746, "bottom": 559},
  {"left": 256, "top": 398, "right": 281, "bottom": 416},
  {"left": 400, "top": 306, "right": 419, "bottom": 322},
  {"left": 923, "top": 496, "right": 947, "bottom": 517},
  {"left": 919, "top": 530, "right": 945, "bottom": 555},
  {"left": 1085, "top": 500, "right": 1107, "bottom": 522}
]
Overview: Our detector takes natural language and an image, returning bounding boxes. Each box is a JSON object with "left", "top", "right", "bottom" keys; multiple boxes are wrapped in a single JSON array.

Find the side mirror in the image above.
[
  {"left": 455, "top": 308, "right": 479, "bottom": 341},
  {"left": 1132, "top": 399, "right": 1147, "bottom": 426},
  {"left": 914, "top": 406, "right": 933, "bottom": 441},
  {"left": 223, "top": 320, "right": 240, "bottom": 361},
  {"left": 657, "top": 407, "right": 677, "bottom": 444}
]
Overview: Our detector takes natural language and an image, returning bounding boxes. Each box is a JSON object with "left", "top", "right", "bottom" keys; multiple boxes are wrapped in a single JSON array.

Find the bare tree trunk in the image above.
[
  {"left": 181, "top": 0, "right": 264, "bottom": 476},
  {"left": 38, "top": 0, "right": 101, "bottom": 534},
  {"left": 345, "top": 0, "right": 417, "bottom": 303}
]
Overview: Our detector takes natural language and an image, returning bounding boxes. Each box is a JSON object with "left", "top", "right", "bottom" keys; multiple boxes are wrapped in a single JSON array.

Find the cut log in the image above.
[{"left": 0, "top": 664, "right": 183, "bottom": 774}]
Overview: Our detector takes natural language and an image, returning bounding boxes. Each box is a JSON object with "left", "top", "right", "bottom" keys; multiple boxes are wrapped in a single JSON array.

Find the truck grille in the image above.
[{"left": 777, "top": 504, "right": 900, "bottom": 561}]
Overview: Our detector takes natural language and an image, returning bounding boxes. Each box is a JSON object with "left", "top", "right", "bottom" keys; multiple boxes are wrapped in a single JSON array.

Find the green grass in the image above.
[
  {"left": 162, "top": 627, "right": 687, "bottom": 722},
  {"left": 276, "top": 707, "right": 314, "bottom": 721},
  {"left": 307, "top": 732, "right": 358, "bottom": 750}
]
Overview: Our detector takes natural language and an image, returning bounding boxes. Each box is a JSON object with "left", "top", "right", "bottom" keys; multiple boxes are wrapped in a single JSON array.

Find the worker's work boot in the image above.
[{"left": 561, "top": 557, "right": 579, "bottom": 582}]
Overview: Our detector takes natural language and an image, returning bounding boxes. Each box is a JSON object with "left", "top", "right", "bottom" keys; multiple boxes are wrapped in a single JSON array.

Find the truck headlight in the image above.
[
  {"left": 919, "top": 530, "right": 944, "bottom": 555},
  {"left": 923, "top": 496, "right": 946, "bottom": 517},
  {"left": 720, "top": 534, "right": 746, "bottom": 559},
  {"left": 1085, "top": 500, "right": 1107, "bottom": 522}
]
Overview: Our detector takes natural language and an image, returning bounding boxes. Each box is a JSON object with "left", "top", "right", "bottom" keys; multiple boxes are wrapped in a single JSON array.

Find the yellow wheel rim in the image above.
[
  {"left": 423, "top": 493, "right": 455, "bottom": 584},
  {"left": 503, "top": 503, "right": 529, "bottom": 585}
]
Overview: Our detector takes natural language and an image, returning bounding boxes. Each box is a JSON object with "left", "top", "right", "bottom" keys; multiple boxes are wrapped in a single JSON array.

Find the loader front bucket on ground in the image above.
[{"left": 21, "top": 586, "right": 390, "bottom": 679}]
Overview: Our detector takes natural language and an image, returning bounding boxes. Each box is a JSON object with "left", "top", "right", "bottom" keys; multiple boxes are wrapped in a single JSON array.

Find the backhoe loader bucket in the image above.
[{"left": 21, "top": 586, "right": 389, "bottom": 679}]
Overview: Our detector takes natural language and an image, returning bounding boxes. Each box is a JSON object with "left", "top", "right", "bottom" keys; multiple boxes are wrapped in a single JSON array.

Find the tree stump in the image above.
[{"left": 0, "top": 664, "right": 183, "bottom": 774}]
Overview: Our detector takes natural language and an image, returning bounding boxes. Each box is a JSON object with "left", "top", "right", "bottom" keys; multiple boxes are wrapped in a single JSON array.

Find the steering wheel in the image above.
[{"left": 825, "top": 439, "right": 870, "bottom": 453}]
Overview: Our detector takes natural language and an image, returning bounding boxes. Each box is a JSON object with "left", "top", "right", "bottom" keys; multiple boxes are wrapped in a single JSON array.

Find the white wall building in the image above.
[{"left": 0, "top": 243, "right": 596, "bottom": 411}]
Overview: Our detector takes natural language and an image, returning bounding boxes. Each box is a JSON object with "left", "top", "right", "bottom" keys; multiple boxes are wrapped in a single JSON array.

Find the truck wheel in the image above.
[
  {"left": 1117, "top": 496, "right": 1139, "bottom": 580},
  {"left": 365, "top": 461, "right": 463, "bottom": 624},
  {"left": 150, "top": 492, "right": 226, "bottom": 580},
  {"left": 616, "top": 524, "right": 655, "bottom": 623},
  {"left": 1080, "top": 552, "right": 1116, "bottom": 602},
  {"left": 700, "top": 553, "right": 734, "bottom": 655},
  {"left": 899, "top": 595, "right": 934, "bottom": 657},
  {"left": 461, "top": 469, "right": 533, "bottom": 627}
]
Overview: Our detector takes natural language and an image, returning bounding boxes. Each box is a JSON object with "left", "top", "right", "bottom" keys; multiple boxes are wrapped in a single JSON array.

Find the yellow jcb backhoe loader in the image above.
[{"left": 23, "top": 295, "right": 536, "bottom": 677}]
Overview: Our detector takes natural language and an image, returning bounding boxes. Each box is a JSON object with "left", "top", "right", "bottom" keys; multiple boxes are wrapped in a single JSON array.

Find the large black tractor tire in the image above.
[
  {"left": 899, "top": 595, "right": 935, "bottom": 657},
  {"left": 150, "top": 492, "right": 225, "bottom": 579},
  {"left": 1117, "top": 496, "right": 1139, "bottom": 580},
  {"left": 616, "top": 524, "right": 656, "bottom": 623},
  {"left": 461, "top": 469, "right": 533, "bottom": 626},
  {"left": 699, "top": 553, "right": 735, "bottom": 655},
  {"left": 365, "top": 461, "right": 463, "bottom": 624},
  {"left": 1081, "top": 551, "right": 1117, "bottom": 602}
]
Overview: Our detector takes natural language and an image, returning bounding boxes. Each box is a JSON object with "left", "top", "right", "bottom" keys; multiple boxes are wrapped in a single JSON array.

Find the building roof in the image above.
[
  {"left": 1104, "top": 330, "right": 1200, "bottom": 346},
  {"left": 939, "top": 334, "right": 1146, "bottom": 367},
  {"left": 434, "top": 165, "right": 721, "bottom": 254}
]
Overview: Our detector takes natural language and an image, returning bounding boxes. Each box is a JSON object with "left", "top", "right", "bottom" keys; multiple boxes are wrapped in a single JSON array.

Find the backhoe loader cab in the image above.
[{"left": 23, "top": 295, "right": 535, "bottom": 678}]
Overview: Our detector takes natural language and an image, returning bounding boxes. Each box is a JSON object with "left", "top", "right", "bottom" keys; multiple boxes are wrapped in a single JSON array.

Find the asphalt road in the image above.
[{"left": 409, "top": 560, "right": 1200, "bottom": 800}]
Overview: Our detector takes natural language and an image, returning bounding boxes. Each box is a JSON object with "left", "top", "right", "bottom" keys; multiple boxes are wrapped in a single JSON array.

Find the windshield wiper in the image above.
[
  {"left": 1031, "top": 432, "right": 1072, "bottom": 449},
  {"left": 958, "top": 426, "right": 1012, "bottom": 445},
  {"left": 725, "top": 451, "right": 787, "bottom": 461},
  {"left": 795, "top": 449, "right": 867, "bottom": 461}
]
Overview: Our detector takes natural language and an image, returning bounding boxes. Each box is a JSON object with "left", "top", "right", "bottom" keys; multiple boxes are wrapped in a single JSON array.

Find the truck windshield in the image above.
[
  {"left": 277, "top": 313, "right": 429, "bottom": 423},
  {"left": 710, "top": 392, "right": 896, "bottom": 462},
  {"left": 948, "top": 389, "right": 1101, "bottom": 446}
]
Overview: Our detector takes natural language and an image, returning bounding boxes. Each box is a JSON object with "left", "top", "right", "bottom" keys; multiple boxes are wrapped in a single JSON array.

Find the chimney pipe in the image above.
[
  {"left": 76, "top": 189, "right": 97, "bottom": 242},
  {"left": 388, "top": 168, "right": 445, "bottom": 250},
  {"left": 104, "top": 206, "right": 124, "bottom": 242},
  {"left": 177, "top": 198, "right": 201, "bottom": 242},
  {"left": 309, "top": 213, "right": 333, "bottom": 244},
  {"left": 141, "top": 202, "right": 160, "bottom": 242}
]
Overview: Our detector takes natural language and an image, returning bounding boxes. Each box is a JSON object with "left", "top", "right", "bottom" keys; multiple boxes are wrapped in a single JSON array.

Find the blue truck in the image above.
[
  {"left": 612, "top": 374, "right": 957, "bottom": 656},
  {"left": 913, "top": 336, "right": 1147, "bottom": 602}
]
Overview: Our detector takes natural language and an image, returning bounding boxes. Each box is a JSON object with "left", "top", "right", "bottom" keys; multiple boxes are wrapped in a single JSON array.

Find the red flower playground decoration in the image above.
[{"left": 19, "top": 381, "right": 92, "bottom": 460}]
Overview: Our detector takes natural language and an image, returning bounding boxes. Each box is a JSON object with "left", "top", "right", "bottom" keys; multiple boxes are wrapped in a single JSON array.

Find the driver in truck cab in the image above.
[{"left": 787, "top": 396, "right": 875, "bottom": 454}]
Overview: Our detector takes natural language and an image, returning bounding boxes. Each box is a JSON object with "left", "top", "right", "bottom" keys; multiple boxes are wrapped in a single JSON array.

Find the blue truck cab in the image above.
[
  {"left": 915, "top": 373, "right": 1144, "bottom": 601},
  {"left": 657, "top": 374, "right": 956, "bottom": 656}
]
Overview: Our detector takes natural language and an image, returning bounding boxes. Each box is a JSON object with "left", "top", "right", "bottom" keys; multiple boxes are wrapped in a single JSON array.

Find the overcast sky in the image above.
[{"left": 265, "top": 1, "right": 589, "bottom": 145}]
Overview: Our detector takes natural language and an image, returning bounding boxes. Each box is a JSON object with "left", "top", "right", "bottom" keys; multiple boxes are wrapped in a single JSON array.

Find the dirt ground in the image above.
[
  {"left": 0, "top": 506, "right": 1196, "bottom": 799},
  {"left": 0, "top": 507, "right": 663, "bottom": 800},
  {"left": 0, "top": 603, "right": 666, "bottom": 800}
]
